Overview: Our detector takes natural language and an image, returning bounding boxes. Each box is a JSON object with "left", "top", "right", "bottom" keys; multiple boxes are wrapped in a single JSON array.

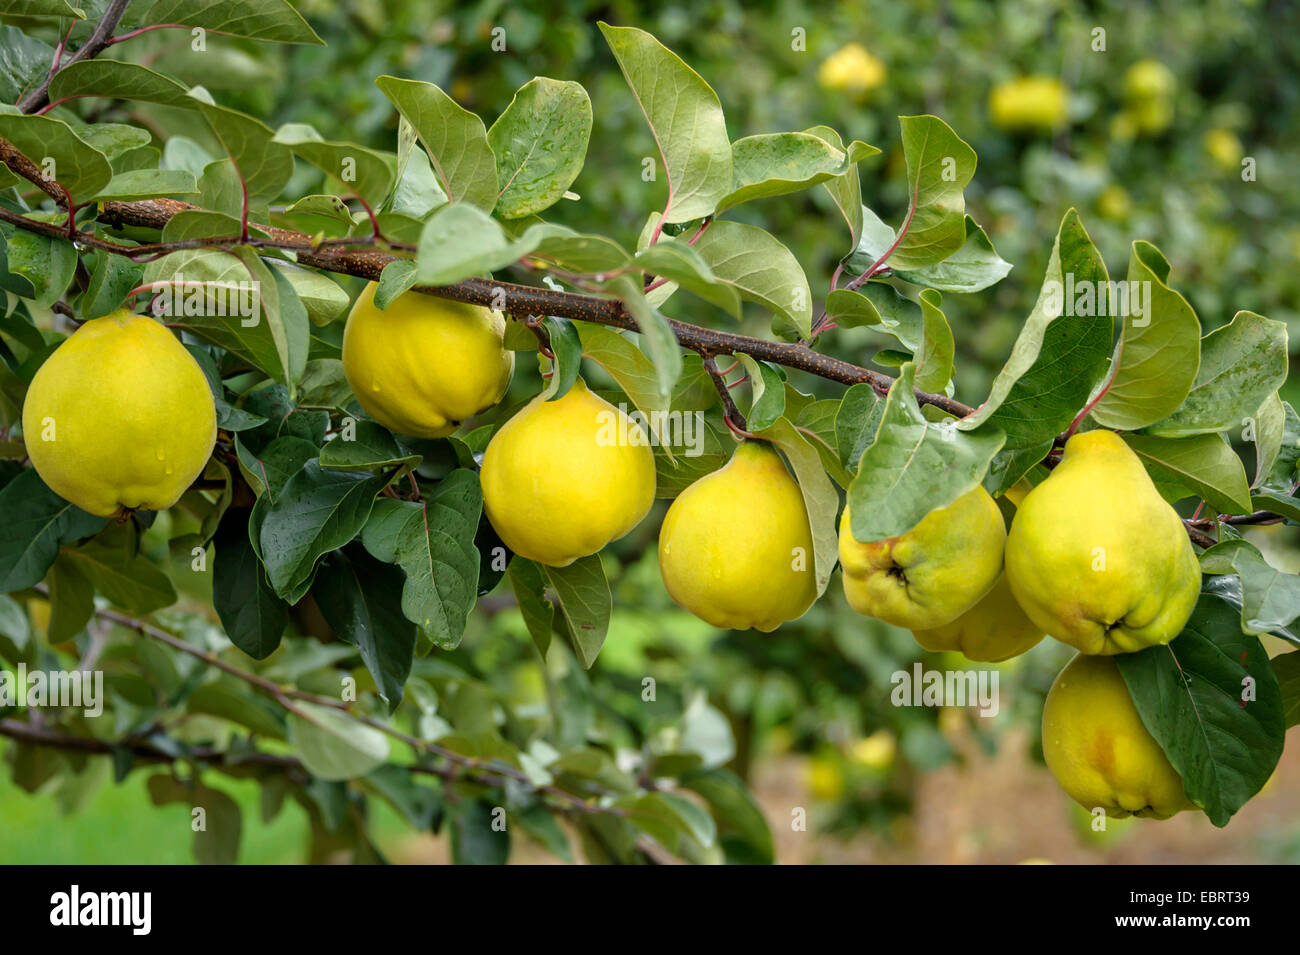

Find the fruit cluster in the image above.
[{"left": 24, "top": 285, "right": 1203, "bottom": 823}]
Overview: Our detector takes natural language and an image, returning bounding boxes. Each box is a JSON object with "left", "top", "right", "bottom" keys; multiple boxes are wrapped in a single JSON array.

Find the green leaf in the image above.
[
  {"left": 258, "top": 462, "right": 393, "bottom": 603},
  {"left": 834, "top": 383, "right": 884, "bottom": 470},
  {"left": 1088, "top": 241, "right": 1202, "bottom": 430},
  {"left": 45, "top": 552, "right": 94, "bottom": 644},
  {"left": 319, "top": 419, "right": 420, "bottom": 471},
  {"left": 0, "top": 26, "right": 54, "bottom": 106},
  {"left": 3, "top": 1, "right": 84, "bottom": 18},
  {"left": 271, "top": 262, "right": 349, "bottom": 327},
  {"left": 958, "top": 210, "right": 1114, "bottom": 494},
  {"left": 272, "top": 123, "right": 396, "bottom": 209},
  {"left": 212, "top": 507, "right": 288, "bottom": 660},
  {"left": 62, "top": 540, "right": 176, "bottom": 615},
  {"left": 757, "top": 419, "right": 839, "bottom": 596},
  {"left": 4, "top": 231, "right": 76, "bottom": 309},
  {"left": 1250, "top": 394, "right": 1286, "bottom": 490},
  {"left": 359, "top": 470, "right": 482, "bottom": 650},
  {"left": 1116, "top": 594, "right": 1285, "bottom": 827},
  {"left": 527, "top": 229, "right": 632, "bottom": 274},
  {"left": 236, "top": 435, "right": 318, "bottom": 500},
  {"left": 141, "top": 248, "right": 302, "bottom": 384},
  {"left": 48, "top": 60, "right": 191, "bottom": 108},
  {"left": 913, "top": 289, "right": 953, "bottom": 393},
  {"left": 849, "top": 212, "right": 1011, "bottom": 293},
  {"left": 0, "top": 470, "right": 107, "bottom": 592},
  {"left": 576, "top": 322, "right": 676, "bottom": 448},
  {"left": 692, "top": 221, "right": 812, "bottom": 338},
  {"left": 869, "top": 115, "right": 975, "bottom": 272},
  {"left": 848, "top": 364, "right": 1005, "bottom": 541},
  {"left": 603, "top": 274, "right": 682, "bottom": 399},
  {"left": 450, "top": 798, "right": 511, "bottom": 864},
  {"left": 1122, "top": 433, "right": 1252, "bottom": 515},
  {"left": 90, "top": 168, "right": 198, "bottom": 201},
  {"left": 614, "top": 791, "right": 716, "bottom": 850},
  {"left": 313, "top": 548, "right": 417, "bottom": 711},
  {"left": 1274, "top": 652, "right": 1300, "bottom": 728},
  {"left": 541, "top": 316, "right": 583, "bottom": 401},
  {"left": 190, "top": 96, "right": 295, "bottom": 207},
  {"left": 508, "top": 558, "right": 554, "bottom": 658},
  {"left": 737, "top": 356, "right": 785, "bottom": 432},
  {"left": 678, "top": 691, "right": 735, "bottom": 768},
  {"left": 716, "top": 131, "right": 879, "bottom": 214},
  {"left": 1144, "top": 311, "right": 1289, "bottom": 438},
  {"left": 143, "top": 0, "right": 325, "bottom": 44},
  {"left": 511, "top": 802, "right": 572, "bottom": 861},
  {"left": 598, "top": 22, "right": 731, "bottom": 223},
  {"left": 805, "top": 125, "right": 865, "bottom": 246},
  {"left": 0, "top": 113, "right": 112, "bottom": 203},
  {"left": 680, "top": 767, "right": 774, "bottom": 864},
  {"left": 487, "top": 77, "right": 592, "bottom": 219},
  {"left": 959, "top": 210, "right": 1111, "bottom": 436},
  {"left": 288, "top": 703, "right": 391, "bottom": 782},
  {"left": 81, "top": 250, "right": 142, "bottom": 319},
  {"left": 1199, "top": 539, "right": 1300, "bottom": 635},
  {"left": 414, "top": 203, "right": 530, "bottom": 284},
  {"left": 375, "top": 75, "right": 498, "bottom": 211},
  {"left": 634, "top": 240, "right": 742, "bottom": 319},
  {"left": 543, "top": 555, "right": 611, "bottom": 669}
]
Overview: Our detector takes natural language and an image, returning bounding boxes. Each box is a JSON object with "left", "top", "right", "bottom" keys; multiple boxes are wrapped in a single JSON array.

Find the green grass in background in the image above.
[{"left": 0, "top": 757, "right": 408, "bottom": 864}]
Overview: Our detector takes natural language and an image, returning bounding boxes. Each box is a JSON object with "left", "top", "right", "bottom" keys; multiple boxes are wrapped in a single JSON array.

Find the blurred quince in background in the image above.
[{"left": 817, "top": 42, "right": 886, "bottom": 98}]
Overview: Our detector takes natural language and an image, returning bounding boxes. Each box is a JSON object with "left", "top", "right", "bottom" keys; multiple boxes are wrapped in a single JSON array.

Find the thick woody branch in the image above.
[
  {"left": 0, "top": 149, "right": 1274, "bottom": 545},
  {"left": 95, "top": 196, "right": 969, "bottom": 411}
]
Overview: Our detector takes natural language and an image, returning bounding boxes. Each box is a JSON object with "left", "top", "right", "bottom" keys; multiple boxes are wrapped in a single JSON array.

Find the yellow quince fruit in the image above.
[
  {"left": 480, "top": 378, "right": 655, "bottom": 567},
  {"left": 1203, "top": 128, "right": 1244, "bottom": 172},
  {"left": 817, "top": 43, "right": 886, "bottom": 97},
  {"left": 658, "top": 441, "right": 816, "bottom": 631},
  {"left": 839, "top": 486, "right": 1006, "bottom": 630},
  {"left": 1004, "top": 429, "right": 1200, "bottom": 655},
  {"left": 989, "top": 76, "right": 1068, "bottom": 132},
  {"left": 22, "top": 309, "right": 216, "bottom": 517},
  {"left": 1124, "top": 59, "right": 1176, "bottom": 101},
  {"left": 912, "top": 573, "right": 1045, "bottom": 662},
  {"left": 1097, "top": 184, "right": 1131, "bottom": 222},
  {"left": 1042, "top": 653, "right": 1192, "bottom": 819},
  {"left": 341, "top": 282, "right": 512, "bottom": 438}
]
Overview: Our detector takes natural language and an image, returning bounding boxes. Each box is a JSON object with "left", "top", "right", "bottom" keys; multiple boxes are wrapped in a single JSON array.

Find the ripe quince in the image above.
[
  {"left": 1042, "top": 653, "right": 1191, "bottom": 819},
  {"left": 989, "top": 76, "right": 1068, "bottom": 132},
  {"left": 22, "top": 309, "right": 216, "bottom": 517},
  {"left": 1004, "top": 430, "right": 1199, "bottom": 655},
  {"left": 658, "top": 441, "right": 816, "bottom": 631},
  {"left": 480, "top": 378, "right": 655, "bottom": 567},
  {"left": 839, "top": 486, "right": 1006, "bottom": 631},
  {"left": 817, "top": 43, "right": 886, "bottom": 97},
  {"left": 341, "top": 282, "right": 512, "bottom": 438},
  {"left": 912, "top": 572, "right": 1044, "bottom": 662}
]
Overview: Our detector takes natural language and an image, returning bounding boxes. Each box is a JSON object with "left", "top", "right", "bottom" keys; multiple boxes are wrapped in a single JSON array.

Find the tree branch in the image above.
[
  {"left": 0, "top": 145, "right": 1279, "bottom": 546},
  {"left": 16, "top": 0, "right": 132, "bottom": 114}
]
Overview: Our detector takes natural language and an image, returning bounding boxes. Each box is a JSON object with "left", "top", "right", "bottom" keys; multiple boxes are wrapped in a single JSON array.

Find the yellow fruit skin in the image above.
[
  {"left": 342, "top": 282, "right": 513, "bottom": 438},
  {"left": 912, "top": 573, "right": 1045, "bottom": 662},
  {"left": 989, "top": 76, "right": 1068, "bottom": 132},
  {"left": 817, "top": 43, "right": 886, "bottom": 96},
  {"left": 839, "top": 487, "right": 1006, "bottom": 630},
  {"left": 658, "top": 441, "right": 816, "bottom": 632},
  {"left": 1124, "top": 60, "right": 1176, "bottom": 101},
  {"left": 1005, "top": 430, "right": 1200, "bottom": 655},
  {"left": 1042, "top": 653, "right": 1191, "bottom": 819},
  {"left": 22, "top": 310, "right": 216, "bottom": 517},
  {"left": 480, "top": 379, "right": 655, "bottom": 567}
]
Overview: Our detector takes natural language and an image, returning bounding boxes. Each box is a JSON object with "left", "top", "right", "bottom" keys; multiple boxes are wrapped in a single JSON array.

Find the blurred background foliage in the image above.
[{"left": 4, "top": 0, "right": 1299, "bottom": 863}]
